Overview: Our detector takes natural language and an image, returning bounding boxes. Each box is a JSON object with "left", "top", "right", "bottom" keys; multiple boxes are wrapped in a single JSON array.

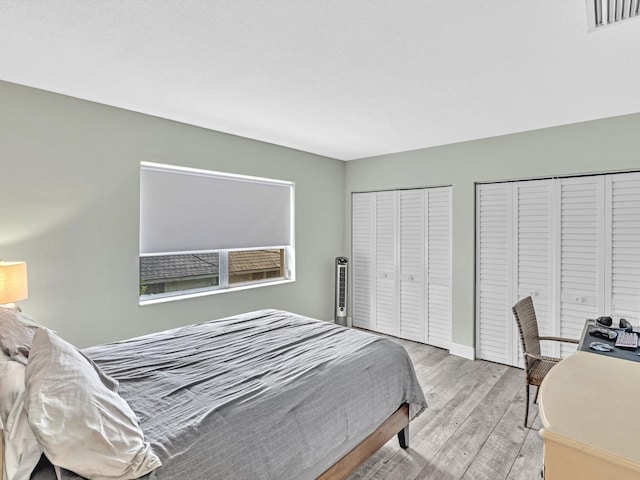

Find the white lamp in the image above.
[{"left": 0, "top": 261, "right": 28, "bottom": 309}]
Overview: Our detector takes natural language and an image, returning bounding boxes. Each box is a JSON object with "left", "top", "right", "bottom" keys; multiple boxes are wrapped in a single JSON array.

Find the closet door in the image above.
[
  {"left": 477, "top": 180, "right": 555, "bottom": 367},
  {"left": 398, "top": 189, "right": 426, "bottom": 342},
  {"left": 477, "top": 172, "right": 640, "bottom": 367},
  {"left": 426, "top": 187, "right": 452, "bottom": 349},
  {"left": 374, "top": 191, "right": 400, "bottom": 336},
  {"left": 609, "top": 172, "right": 640, "bottom": 321},
  {"left": 516, "top": 180, "right": 555, "bottom": 360},
  {"left": 476, "top": 183, "right": 514, "bottom": 365},
  {"left": 352, "top": 192, "right": 375, "bottom": 329},
  {"left": 558, "top": 176, "right": 604, "bottom": 358},
  {"left": 353, "top": 187, "right": 452, "bottom": 347}
]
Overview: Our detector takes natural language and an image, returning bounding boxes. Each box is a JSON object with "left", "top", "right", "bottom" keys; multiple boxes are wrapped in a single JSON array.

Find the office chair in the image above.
[{"left": 512, "top": 296, "right": 578, "bottom": 428}]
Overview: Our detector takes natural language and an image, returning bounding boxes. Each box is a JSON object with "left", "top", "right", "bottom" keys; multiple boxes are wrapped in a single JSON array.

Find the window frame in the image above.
[{"left": 139, "top": 162, "right": 295, "bottom": 305}]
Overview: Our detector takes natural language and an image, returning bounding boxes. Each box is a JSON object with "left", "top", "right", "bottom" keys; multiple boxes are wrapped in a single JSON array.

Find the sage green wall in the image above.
[
  {"left": 345, "top": 114, "right": 640, "bottom": 352},
  {"left": 4, "top": 78, "right": 638, "bottom": 353},
  {"left": 0, "top": 80, "right": 345, "bottom": 348}
]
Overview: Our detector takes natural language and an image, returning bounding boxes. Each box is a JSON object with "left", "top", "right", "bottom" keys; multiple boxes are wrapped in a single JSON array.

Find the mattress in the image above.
[{"left": 34, "top": 309, "right": 427, "bottom": 479}]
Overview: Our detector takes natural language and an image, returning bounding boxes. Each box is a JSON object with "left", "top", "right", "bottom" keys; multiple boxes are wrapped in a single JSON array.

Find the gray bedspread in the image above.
[{"left": 46, "top": 309, "right": 427, "bottom": 480}]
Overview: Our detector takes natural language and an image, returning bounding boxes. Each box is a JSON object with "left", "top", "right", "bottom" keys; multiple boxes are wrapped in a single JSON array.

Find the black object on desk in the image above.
[
  {"left": 596, "top": 316, "right": 613, "bottom": 327},
  {"left": 578, "top": 319, "right": 640, "bottom": 363}
]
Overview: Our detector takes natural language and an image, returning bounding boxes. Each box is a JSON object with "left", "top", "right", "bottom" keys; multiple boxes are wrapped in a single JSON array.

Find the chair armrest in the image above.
[
  {"left": 539, "top": 336, "right": 579, "bottom": 344},
  {"left": 524, "top": 352, "right": 562, "bottom": 363}
]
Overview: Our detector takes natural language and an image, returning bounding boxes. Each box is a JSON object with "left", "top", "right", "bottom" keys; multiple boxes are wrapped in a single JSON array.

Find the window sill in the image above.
[{"left": 139, "top": 278, "right": 294, "bottom": 306}]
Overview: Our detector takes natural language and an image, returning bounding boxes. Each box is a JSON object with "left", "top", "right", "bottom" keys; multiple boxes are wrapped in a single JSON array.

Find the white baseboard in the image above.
[{"left": 449, "top": 342, "right": 475, "bottom": 360}]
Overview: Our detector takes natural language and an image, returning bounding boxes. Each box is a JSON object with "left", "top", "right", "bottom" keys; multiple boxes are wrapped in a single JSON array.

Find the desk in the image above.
[
  {"left": 539, "top": 351, "right": 640, "bottom": 479},
  {"left": 578, "top": 319, "right": 640, "bottom": 362}
]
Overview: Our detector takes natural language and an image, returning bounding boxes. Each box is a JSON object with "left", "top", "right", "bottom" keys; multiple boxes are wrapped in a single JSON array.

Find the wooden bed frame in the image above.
[
  {"left": 318, "top": 403, "right": 410, "bottom": 480},
  {"left": 0, "top": 404, "right": 409, "bottom": 480}
]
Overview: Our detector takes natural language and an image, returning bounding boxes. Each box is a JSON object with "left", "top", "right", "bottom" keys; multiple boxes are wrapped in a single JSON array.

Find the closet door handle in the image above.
[
  {"left": 408, "top": 276, "right": 414, "bottom": 281},
  {"left": 575, "top": 296, "right": 583, "bottom": 304},
  {"left": 529, "top": 291, "right": 537, "bottom": 297}
]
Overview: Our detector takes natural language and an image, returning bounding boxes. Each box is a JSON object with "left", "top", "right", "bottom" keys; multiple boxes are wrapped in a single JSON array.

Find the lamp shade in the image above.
[{"left": 0, "top": 261, "right": 28, "bottom": 304}]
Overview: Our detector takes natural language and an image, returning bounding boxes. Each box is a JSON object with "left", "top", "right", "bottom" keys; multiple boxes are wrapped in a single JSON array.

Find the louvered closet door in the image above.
[
  {"left": 375, "top": 191, "right": 400, "bottom": 336},
  {"left": 516, "top": 180, "right": 555, "bottom": 362},
  {"left": 558, "top": 176, "right": 604, "bottom": 358},
  {"left": 476, "top": 183, "right": 514, "bottom": 365},
  {"left": 398, "top": 189, "right": 426, "bottom": 342},
  {"left": 352, "top": 192, "right": 375, "bottom": 329},
  {"left": 609, "top": 172, "right": 640, "bottom": 320},
  {"left": 426, "top": 187, "right": 452, "bottom": 349}
]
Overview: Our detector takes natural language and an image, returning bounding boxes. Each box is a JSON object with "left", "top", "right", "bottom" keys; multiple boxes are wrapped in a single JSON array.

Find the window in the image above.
[
  {"left": 140, "top": 252, "right": 220, "bottom": 296},
  {"left": 228, "top": 249, "right": 285, "bottom": 284},
  {"left": 139, "top": 162, "right": 294, "bottom": 303}
]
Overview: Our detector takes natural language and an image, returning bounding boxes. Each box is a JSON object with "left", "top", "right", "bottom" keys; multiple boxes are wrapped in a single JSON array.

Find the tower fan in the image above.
[{"left": 334, "top": 257, "right": 348, "bottom": 326}]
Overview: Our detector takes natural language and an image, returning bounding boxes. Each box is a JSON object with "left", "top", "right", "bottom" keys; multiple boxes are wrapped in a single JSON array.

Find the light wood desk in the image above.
[{"left": 539, "top": 351, "right": 640, "bottom": 480}]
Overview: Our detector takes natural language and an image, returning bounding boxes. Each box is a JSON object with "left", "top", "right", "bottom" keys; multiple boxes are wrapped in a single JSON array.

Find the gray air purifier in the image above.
[{"left": 335, "top": 257, "right": 348, "bottom": 326}]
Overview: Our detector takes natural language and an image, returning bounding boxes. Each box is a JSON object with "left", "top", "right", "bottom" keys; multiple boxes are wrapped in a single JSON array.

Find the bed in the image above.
[{"left": 1, "top": 308, "right": 427, "bottom": 480}]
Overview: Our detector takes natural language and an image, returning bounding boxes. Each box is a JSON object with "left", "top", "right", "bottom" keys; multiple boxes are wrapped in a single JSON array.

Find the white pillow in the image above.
[
  {"left": 0, "top": 307, "right": 40, "bottom": 365},
  {"left": 24, "top": 328, "right": 162, "bottom": 480},
  {"left": 0, "top": 361, "right": 24, "bottom": 425},
  {"left": 0, "top": 361, "right": 43, "bottom": 480}
]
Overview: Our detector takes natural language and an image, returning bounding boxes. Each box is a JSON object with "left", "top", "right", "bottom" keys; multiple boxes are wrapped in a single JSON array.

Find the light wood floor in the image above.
[{"left": 349, "top": 337, "right": 543, "bottom": 480}]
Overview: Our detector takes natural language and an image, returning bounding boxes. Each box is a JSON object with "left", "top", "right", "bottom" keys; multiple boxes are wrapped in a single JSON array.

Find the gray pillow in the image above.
[
  {"left": 0, "top": 307, "right": 40, "bottom": 365},
  {"left": 24, "top": 328, "right": 162, "bottom": 480}
]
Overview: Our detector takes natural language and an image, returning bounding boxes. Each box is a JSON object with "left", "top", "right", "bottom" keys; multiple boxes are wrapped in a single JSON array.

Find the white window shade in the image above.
[{"left": 140, "top": 163, "right": 293, "bottom": 255}]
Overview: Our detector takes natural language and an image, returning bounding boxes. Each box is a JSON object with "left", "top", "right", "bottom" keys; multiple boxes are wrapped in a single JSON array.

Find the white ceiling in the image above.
[{"left": 1, "top": 1, "right": 640, "bottom": 160}]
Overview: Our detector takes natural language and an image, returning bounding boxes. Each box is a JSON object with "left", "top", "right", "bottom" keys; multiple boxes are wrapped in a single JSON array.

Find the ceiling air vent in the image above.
[{"left": 587, "top": 0, "right": 640, "bottom": 31}]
